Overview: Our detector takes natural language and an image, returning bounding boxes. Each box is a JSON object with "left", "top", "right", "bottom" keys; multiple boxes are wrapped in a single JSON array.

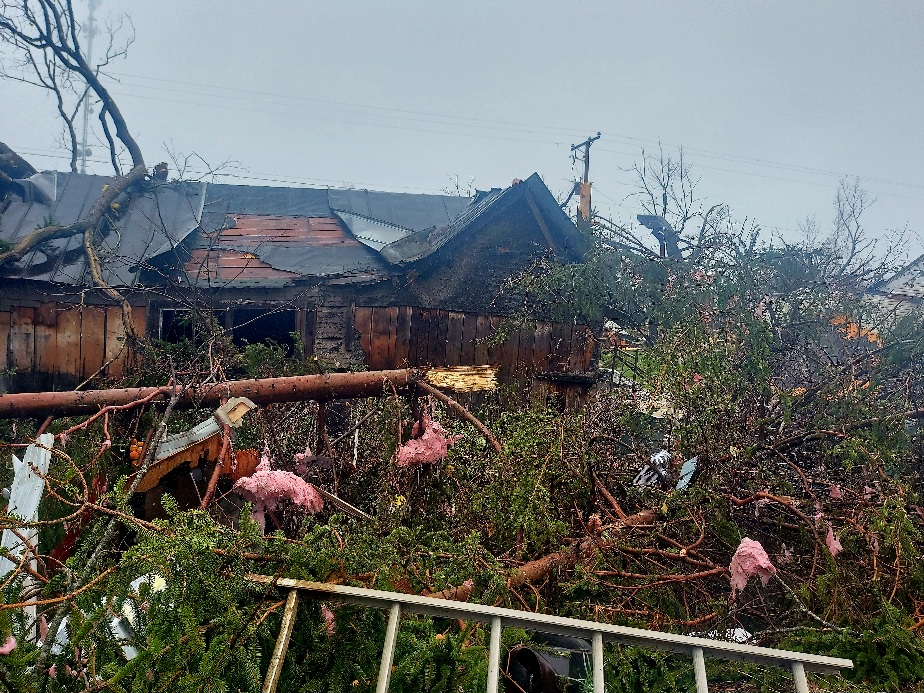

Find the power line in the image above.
[{"left": 105, "top": 70, "right": 924, "bottom": 194}]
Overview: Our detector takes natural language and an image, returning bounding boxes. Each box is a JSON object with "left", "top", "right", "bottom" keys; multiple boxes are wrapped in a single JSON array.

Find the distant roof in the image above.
[{"left": 1, "top": 169, "right": 584, "bottom": 289}]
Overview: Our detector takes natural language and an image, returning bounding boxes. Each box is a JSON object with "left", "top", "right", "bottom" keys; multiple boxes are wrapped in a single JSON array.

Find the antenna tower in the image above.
[{"left": 78, "top": 0, "right": 99, "bottom": 173}]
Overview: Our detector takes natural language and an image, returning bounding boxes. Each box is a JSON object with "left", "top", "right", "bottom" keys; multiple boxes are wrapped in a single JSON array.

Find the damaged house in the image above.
[{"left": 0, "top": 151, "right": 597, "bottom": 399}]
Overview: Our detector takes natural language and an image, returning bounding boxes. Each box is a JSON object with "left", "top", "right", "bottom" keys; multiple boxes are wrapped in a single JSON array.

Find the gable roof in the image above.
[{"left": 1, "top": 170, "right": 585, "bottom": 289}]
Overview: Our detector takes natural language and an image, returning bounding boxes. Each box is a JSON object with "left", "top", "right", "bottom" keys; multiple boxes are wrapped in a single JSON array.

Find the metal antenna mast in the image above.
[
  {"left": 570, "top": 132, "right": 601, "bottom": 224},
  {"left": 78, "top": 0, "right": 99, "bottom": 173}
]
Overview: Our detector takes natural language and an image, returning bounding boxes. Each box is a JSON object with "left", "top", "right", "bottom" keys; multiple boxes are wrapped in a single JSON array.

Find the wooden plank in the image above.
[
  {"left": 394, "top": 306, "right": 412, "bottom": 367},
  {"left": 422, "top": 309, "right": 439, "bottom": 367},
  {"left": 0, "top": 310, "right": 10, "bottom": 374},
  {"left": 33, "top": 303, "right": 58, "bottom": 377},
  {"left": 460, "top": 312, "right": 477, "bottom": 366},
  {"left": 79, "top": 306, "right": 107, "bottom": 381},
  {"left": 386, "top": 306, "right": 398, "bottom": 368},
  {"left": 408, "top": 307, "right": 424, "bottom": 366},
  {"left": 104, "top": 306, "right": 129, "bottom": 379},
  {"left": 486, "top": 316, "right": 503, "bottom": 367},
  {"left": 56, "top": 305, "right": 82, "bottom": 382},
  {"left": 548, "top": 322, "right": 568, "bottom": 373},
  {"left": 567, "top": 325, "right": 583, "bottom": 373},
  {"left": 581, "top": 326, "right": 597, "bottom": 371},
  {"left": 517, "top": 323, "right": 536, "bottom": 376},
  {"left": 9, "top": 307, "right": 35, "bottom": 376},
  {"left": 370, "top": 307, "right": 393, "bottom": 370},
  {"left": 499, "top": 324, "right": 519, "bottom": 381},
  {"left": 533, "top": 322, "right": 552, "bottom": 374},
  {"left": 445, "top": 312, "right": 465, "bottom": 367},
  {"left": 432, "top": 309, "right": 449, "bottom": 367},
  {"left": 474, "top": 314, "right": 491, "bottom": 365},
  {"left": 353, "top": 307, "right": 373, "bottom": 364}
]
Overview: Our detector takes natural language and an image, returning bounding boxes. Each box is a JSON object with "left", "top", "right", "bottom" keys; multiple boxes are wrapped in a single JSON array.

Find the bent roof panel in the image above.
[{"left": 0, "top": 172, "right": 205, "bottom": 286}]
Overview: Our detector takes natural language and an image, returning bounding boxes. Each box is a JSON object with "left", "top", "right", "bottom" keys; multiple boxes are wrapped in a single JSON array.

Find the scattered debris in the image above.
[
  {"left": 826, "top": 526, "right": 844, "bottom": 556},
  {"left": 396, "top": 414, "right": 458, "bottom": 467},
  {"left": 632, "top": 450, "right": 673, "bottom": 487},
  {"left": 0, "top": 433, "right": 53, "bottom": 576},
  {"left": 675, "top": 456, "right": 698, "bottom": 491},
  {"left": 422, "top": 365, "right": 498, "bottom": 392},
  {"left": 232, "top": 450, "right": 324, "bottom": 532},
  {"left": 729, "top": 538, "right": 776, "bottom": 597}
]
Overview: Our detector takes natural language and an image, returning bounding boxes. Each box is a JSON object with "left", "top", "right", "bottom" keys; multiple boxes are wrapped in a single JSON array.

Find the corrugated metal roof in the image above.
[
  {"left": 0, "top": 172, "right": 204, "bottom": 286},
  {"left": 379, "top": 174, "right": 588, "bottom": 265},
  {"left": 334, "top": 211, "right": 412, "bottom": 251},
  {"left": 329, "top": 188, "right": 470, "bottom": 232}
]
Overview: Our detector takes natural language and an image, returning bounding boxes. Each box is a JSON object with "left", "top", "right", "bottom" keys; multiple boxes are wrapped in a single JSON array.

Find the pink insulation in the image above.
[
  {"left": 397, "top": 414, "right": 458, "bottom": 467},
  {"left": 825, "top": 526, "right": 843, "bottom": 556},
  {"left": 829, "top": 484, "right": 843, "bottom": 499},
  {"left": 729, "top": 538, "right": 777, "bottom": 597},
  {"left": 232, "top": 449, "right": 324, "bottom": 531},
  {"left": 0, "top": 636, "right": 16, "bottom": 655}
]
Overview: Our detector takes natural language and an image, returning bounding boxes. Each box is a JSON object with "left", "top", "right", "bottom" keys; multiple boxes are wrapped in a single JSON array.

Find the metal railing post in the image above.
[
  {"left": 486, "top": 616, "right": 502, "bottom": 693},
  {"left": 591, "top": 632, "right": 605, "bottom": 693},
  {"left": 791, "top": 661, "right": 809, "bottom": 693},
  {"left": 692, "top": 647, "right": 709, "bottom": 693},
  {"left": 262, "top": 589, "right": 299, "bottom": 693},
  {"left": 375, "top": 603, "right": 402, "bottom": 693}
]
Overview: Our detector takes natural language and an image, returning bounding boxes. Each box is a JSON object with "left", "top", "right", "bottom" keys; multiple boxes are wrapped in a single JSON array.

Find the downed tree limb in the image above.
[
  {"left": 415, "top": 380, "right": 503, "bottom": 453},
  {"left": 0, "top": 369, "right": 415, "bottom": 418},
  {"left": 507, "top": 509, "right": 657, "bottom": 588},
  {"left": 0, "top": 163, "right": 146, "bottom": 268}
]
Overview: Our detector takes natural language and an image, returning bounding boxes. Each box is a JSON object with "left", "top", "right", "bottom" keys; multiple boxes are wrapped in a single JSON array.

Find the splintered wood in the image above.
[{"left": 423, "top": 365, "right": 498, "bottom": 392}]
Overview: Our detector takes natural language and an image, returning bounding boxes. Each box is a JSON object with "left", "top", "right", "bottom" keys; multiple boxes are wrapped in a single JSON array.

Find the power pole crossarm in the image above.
[{"left": 571, "top": 132, "right": 601, "bottom": 224}]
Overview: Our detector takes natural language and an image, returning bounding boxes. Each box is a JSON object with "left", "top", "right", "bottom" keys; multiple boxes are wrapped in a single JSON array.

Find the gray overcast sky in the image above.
[{"left": 5, "top": 1, "right": 924, "bottom": 254}]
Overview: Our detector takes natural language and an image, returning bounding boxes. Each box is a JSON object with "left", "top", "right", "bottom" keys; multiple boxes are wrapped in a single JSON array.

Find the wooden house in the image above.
[{"left": 0, "top": 154, "right": 598, "bottom": 401}]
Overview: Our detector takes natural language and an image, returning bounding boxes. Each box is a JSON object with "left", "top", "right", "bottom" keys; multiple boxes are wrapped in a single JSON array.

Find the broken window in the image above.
[{"left": 231, "top": 307, "right": 298, "bottom": 354}]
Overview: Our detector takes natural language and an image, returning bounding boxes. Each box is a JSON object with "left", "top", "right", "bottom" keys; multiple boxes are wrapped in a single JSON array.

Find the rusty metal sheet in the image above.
[
  {"left": 445, "top": 312, "right": 464, "bottom": 367},
  {"left": 9, "top": 307, "right": 35, "bottom": 375}
]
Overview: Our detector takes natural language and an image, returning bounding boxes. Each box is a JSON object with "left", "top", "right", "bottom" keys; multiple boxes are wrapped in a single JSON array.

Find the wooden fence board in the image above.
[
  {"left": 353, "top": 307, "right": 373, "bottom": 364},
  {"left": 80, "top": 306, "right": 107, "bottom": 380},
  {"left": 370, "top": 307, "right": 394, "bottom": 371},
  {"left": 533, "top": 322, "right": 552, "bottom": 373},
  {"left": 486, "top": 316, "right": 503, "bottom": 369},
  {"left": 408, "top": 307, "right": 426, "bottom": 366},
  {"left": 445, "top": 312, "right": 465, "bottom": 367},
  {"left": 474, "top": 314, "right": 491, "bottom": 364},
  {"left": 9, "top": 307, "right": 35, "bottom": 375},
  {"left": 394, "top": 306, "right": 412, "bottom": 366},
  {"left": 0, "top": 310, "right": 10, "bottom": 372},
  {"left": 56, "top": 305, "right": 82, "bottom": 381},
  {"left": 34, "top": 303, "right": 58, "bottom": 377},
  {"left": 461, "top": 312, "right": 477, "bottom": 365}
]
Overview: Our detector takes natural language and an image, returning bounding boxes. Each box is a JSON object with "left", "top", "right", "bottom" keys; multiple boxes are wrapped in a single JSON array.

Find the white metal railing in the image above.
[{"left": 249, "top": 574, "right": 852, "bottom": 693}]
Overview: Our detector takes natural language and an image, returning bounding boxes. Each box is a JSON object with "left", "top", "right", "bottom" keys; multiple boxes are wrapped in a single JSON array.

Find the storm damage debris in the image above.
[
  {"left": 729, "top": 538, "right": 777, "bottom": 598},
  {"left": 232, "top": 449, "right": 324, "bottom": 532},
  {"left": 397, "top": 413, "right": 458, "bottom": 467}
]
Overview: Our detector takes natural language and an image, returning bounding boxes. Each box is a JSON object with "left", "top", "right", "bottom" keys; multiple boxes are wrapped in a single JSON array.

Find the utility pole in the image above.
[
  {"left": 78, "top": 0, "right": 99, "bottom": 173},
  {"left": 570, "top": 132, "right": 601, "bottom": 225}
]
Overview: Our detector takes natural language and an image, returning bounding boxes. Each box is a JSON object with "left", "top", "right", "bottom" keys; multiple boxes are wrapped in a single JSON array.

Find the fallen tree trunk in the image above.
[
  {"left": 507, "top": 509, "right": 657, "bottom": 588},
  {"left": 0, "top": 370, "right": 415, "bottom": 418}
]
